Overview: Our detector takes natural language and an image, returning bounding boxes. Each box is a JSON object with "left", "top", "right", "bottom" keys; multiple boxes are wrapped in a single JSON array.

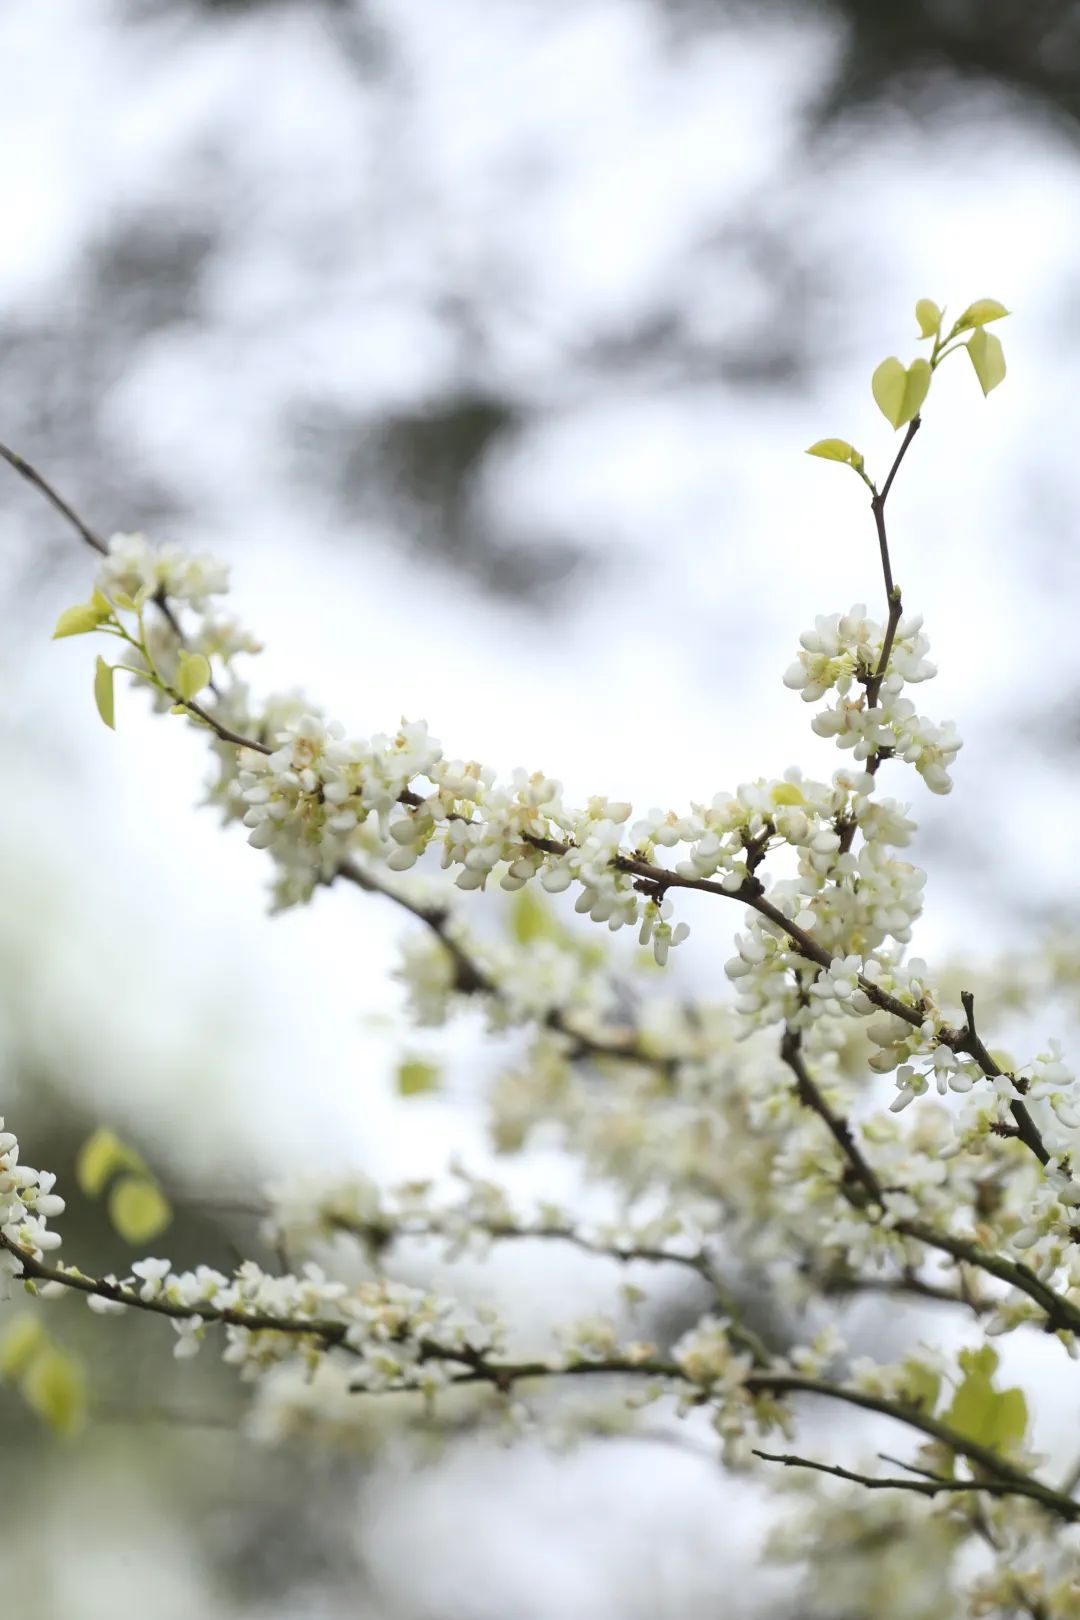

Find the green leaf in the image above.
[
  {"left": 53, "top": 602, "right": 107, "bottom": 639},
  {"left": 915, "top": 299, "right": 942, "bottom": 339},
  {"left": 20, "top": 1346, "right": 87, "bottom": 1437},
  {"left": 108, "top": 1176, "right": 172, "bottom": 1244},
  {"left": 0, "top": 1314, "right": 47, "bottom": 1382},
  {"left": 396, "top": 1058, "right": 441, "bottom": 1098},
  {"left": 93, "top": 656, "right": 116, "bottom": 730},
  {"left": 511, "top": 887, "right": 556, "bottom": 945},
  {"left": 806, "top": 438, "right": 857, "bottom": 463},
  {"left": 900, "top": 1360, "right": 941, "bottom": 1415},
  {"left": 871, "top": 357, "right": 932, "bottom": 430},
  {"left": 967, "top": 328, "right": 1006, "bottom": 396},
  {"left": 958, "top": 1345, "right": 998, "bottom": 1378},
  {"left": 76, "top": 1128, "right": 149, "bottom": 1198},
  {"left": 956, "top": 298, "right": 1009, "bottom": 332},
  {"left": 943, "top": 1346, "right": 1027, "bottom": 1456},
  {"left": 177, "top": 650, "right": 211, "bottom": 702}
]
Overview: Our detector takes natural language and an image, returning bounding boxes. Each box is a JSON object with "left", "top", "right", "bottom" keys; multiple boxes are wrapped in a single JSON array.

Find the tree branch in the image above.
[
  {"left": 753, "top": 1449, "right": 1080, "bottom": 1523},
  {"left": 0, "top": 440, "right": 108, "bottom": 556},
  {"left": 779, "top": 1032, "right": 1080, "bottom": 1336},
  {"left": 5, "top": 442, "right": 1052, "bottom": 1171}
]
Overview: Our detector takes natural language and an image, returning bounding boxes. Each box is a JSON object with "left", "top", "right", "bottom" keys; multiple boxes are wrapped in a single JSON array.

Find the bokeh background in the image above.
[{"left": 2, "top": 2, "right": 1080, "bottom": 1616}]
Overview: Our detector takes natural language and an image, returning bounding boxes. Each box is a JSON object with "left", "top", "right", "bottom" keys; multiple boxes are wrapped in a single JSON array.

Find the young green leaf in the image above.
[
  {"left": 20, "top": 1345, "right": 87, "bottom": 1437},
  {"left": 177, "top": 650, "right": 212, "bottom": 702},
  {"left": 512, "top": 887, "right": 557, "bottom": 945},
  {"left": 955, "top": 298, "right": 1009, "bottom": 332},
  {"left": 915, "top": 299, "right": 942, "bottom": 339},
  {"left": 806, "top": 438, "right": 857, "bottom": 463},
  {"left": 108, "top": 1175, "right": 172, "bottom": 1244},
  {"left": 93, "top": 656, "right": 116, "bottom": 730},
  {"left": 76, "top": 1127, "right": 149, "bottom": 1198},
  {"left": 0, "top": 1314, "right": 47, "bottom": 1382},
  {"left": 396, "top": 1057, "right": 441, "bottom": 1097},
  {"left": 967, "top": 327, "right": 1006, "bottom": 396},
  {"left": 53, "top": 602, "right": 106, "bottom": 639},
  {"left": 871, "top": 357, "right": 931, "bottom": 430},
  {"left": 943, "top": 1345, "right": 1028, "bottom": 1455}
]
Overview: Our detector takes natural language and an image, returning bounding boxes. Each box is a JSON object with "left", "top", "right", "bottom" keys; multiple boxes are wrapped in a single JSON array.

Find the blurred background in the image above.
[{"left": 2, "top": 1, "right": 1080, "bottom": 1616}]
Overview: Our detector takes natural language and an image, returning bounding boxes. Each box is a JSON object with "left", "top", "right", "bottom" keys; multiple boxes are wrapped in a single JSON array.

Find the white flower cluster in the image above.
[
  {"left": 784, "top": 605, "right": 961, "bottom": 793},
  {"left": 88, "top": 538, "right": 968, "bottom": 987},
  {"left": 0, "top": 1118, "right": 64, "bottom": 1298},
  {"left": 670, "top": 1318, "right": 768, "bottom": 1456},
  {"left": 969, "top": 1503, "right": 1080, "bottom": 1618},
  {"left": 41, "top": 315, "right": 1080, "bottom": 1619},
  {"left": 99, "top": 532, "right": 230, "bottom": 609},
  {"left": 235, "top": 714, "right": 440, "bottom": 868},
  {"left": 85, "top": 1252, "right": 505, "bottom": 1391}
]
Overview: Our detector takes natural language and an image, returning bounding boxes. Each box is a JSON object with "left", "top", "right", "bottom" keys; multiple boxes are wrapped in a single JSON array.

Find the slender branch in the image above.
[
  {"left": 878, "top": 415, "right": 922, "bottom": 513},
  {"left": 780, "top": 1025, "right": 884, "bottom": 1205},
  {"left": 962, "top": 988, "right": 1049, "bottom": 1168},
  {"left": 182, "top": 694, "right": 272, "bottom": 755},
  {"left": 8, "top": 441, "right": 1052, "bottom": 1168},
  {"left": 428, "top": 1346, "right": 1056, "bottom": 1496},
  {"left": 779, "top": 1032, "right": 1080, "bottom": 1336},
  {"left": 5, "top": 1229, "right": 1066, "bottom": 1507},
  {"left": 743, "top": 1374, "right": 1035, "bottom": 1490},
  {"left": 323, "top": 1209, "right": 771, "bottom": 1365},
  {"left": 0, "top": 441, "right": 108, "bottom": 555},
  {"left": 836, "top": 416, "right": 920, "bottom": 854},
  {"left": 753, "top": 1450, "right": 1080, "bottom": 1523},
  {"left": 818, "top": 1270, "right": 986, "bottom": 1315},
  {"left": 175, "top": 1181, "right": 771, "bottom": 1365},
  {"left": 1, "top": 1232, "right": 356, "bottom": 1346},
  {"left": 337, "top": 857, "right": 677, "bottom": 1076}
]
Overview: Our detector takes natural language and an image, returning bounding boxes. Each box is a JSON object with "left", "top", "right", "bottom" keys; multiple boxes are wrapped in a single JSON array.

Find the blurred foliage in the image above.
[
  {"left": 668, "top": 0, "right": 1080, "bottom": 134},
  {"left": 11, "top": 0, "right": 1067, "bottom": 623}
]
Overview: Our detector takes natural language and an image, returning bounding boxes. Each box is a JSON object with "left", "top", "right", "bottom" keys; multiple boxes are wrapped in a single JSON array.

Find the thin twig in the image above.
[
  {"left": 753, "top": 1449, "right": 1079, "bottom": 1522},
  {"left": 780, "top": 1028, "right": 1080, "bottom": 1336},
  {"left": 4, "top": 1229, "right": 1065, "bottom": 1505},
  {"left": 780, "top": 1025, "right": 883, "bottom": 1205},
  {"left": 837, "top": 416, "right": 920, "bottom": 853},
  {"left": 0, "top": 441, "right": 108, "bottom": 555},
  {"left": 337, "top": 857, "right": 676, "bottom": 1074},
  {"left": 9, "top": 442, "right": 1052, "bottom": 1172}
]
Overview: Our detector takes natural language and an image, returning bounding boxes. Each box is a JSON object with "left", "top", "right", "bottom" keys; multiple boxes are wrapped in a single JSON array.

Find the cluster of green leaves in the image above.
[
  {"left": 53, "top": 586, "right": 211, "bottom": 731},
  {"left": 897, "top": 1345, "right": 1028, "bottom": 1460},
  {"left": 941, "top": 1347, "right": 1028, "bottom": 1458},
  {"left": 807, "top": 296, "right": 1009, "bottom": 478},
  {"left": 76, "top": 1126, "right": 172, "bottom": 1244}
]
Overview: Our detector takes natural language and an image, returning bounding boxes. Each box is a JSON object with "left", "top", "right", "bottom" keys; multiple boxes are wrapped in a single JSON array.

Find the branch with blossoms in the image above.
[
  {"left": 9, "top": 295, "right": 1080, "bottom": 1617},
  {"left": 3, "top": 1179, "right": 1079, "bottom": 1527}
]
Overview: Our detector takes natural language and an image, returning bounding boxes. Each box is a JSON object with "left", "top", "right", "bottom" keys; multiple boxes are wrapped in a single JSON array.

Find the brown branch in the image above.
[
  {"left": 819, "top": 1270, "right": 987, "bottom": 1315},
  {"left": 321, "top": 1206, "right": 771, "bottom": 1365},
  {"left": 780, "top": 1025, "right": 884, "bottom": 1206},
  {"left": 753, "top": 1449, "right": 1080, "bottom": 1523},
  {"left": 4, "top": 1230, "right": 1063, "bottom": 1502},
  {"left": 11, "top": 440, "right": 1050, "bottom": 1168},
  {"left": 779, "top": 1032, "right": 1080, "bottom": 1336},
  {"left": 0, "top": 441, "right": 108, "bottom": 555},
  {"left": 837, "top": 415, "right": 920, "bottom": 853},
  {"left": 336, "top": 857, "right": 677, "bottom": 1076},
  {"left": 962, "top": 989, "right": 1049, "bottom": 1168}
]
